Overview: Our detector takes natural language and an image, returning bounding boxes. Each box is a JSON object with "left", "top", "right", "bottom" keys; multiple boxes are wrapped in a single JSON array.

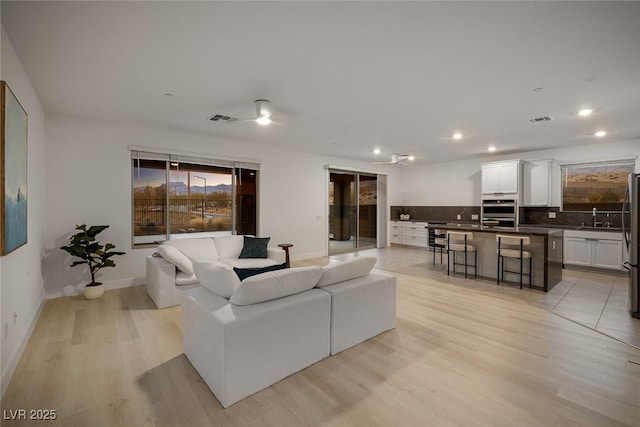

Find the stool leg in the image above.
[
  {"left": 475, "top": 251, "right": 478, "bottom": 279},
  {"left": 519, "top": 256, "right": 523, "bottom": 289},
  {"left": 529, "top": 258, "right": 533, "bottom": 288},
  {"left": 447, "top": 244, "right": 450, "bottom": 276},
  {"left": 433, "top": 246, "right": 436, "bottom": 266},
  {"left": 464, "top": 235, "right": 468, "bottom": 279},
  {"left": 497, "top": 238, "right": 501, "bottom": 285},
  {"left": 519, "top": 240, "right": 524, "bottom": 289}
]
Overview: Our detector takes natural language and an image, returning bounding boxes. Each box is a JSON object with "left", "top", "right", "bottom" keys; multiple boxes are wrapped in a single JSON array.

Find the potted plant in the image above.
[
  {"left": 398, "top": 207, "right": 411, "bottom": 221},
  {"left": 60, "top": 224, "right": 126, "bottom": 300}
]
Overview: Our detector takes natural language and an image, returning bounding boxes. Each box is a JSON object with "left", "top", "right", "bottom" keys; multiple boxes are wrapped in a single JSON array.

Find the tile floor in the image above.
[{"left": 327, "top": 245, "right": 640, "bottom": 349}]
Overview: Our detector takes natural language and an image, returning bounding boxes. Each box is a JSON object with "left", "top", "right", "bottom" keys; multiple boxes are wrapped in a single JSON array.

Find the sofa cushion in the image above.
[
  {"left": 213, "top": 235, "right": 245, "bottom": 259},
  {"left": 193, "top": 261, "right": 242, "bottom": 299},
  {"left": 163, "top": 238, "right": 219, "bottom": 262},
  {"left": 219, "top": 258, "right": 279, "bottom": 269},
  {"left": 239, "top": 236, "right": 270, "bottom": 259},
  {"left": 233, "top": 263, "right": 288, "bottom": 281},
  {"left": 316, "top": 256, "right": 377, "bottom": 288},
  {"left": 230, "top": 266, "right": 323, "bottom": 306},
  {"left": 157, "top": 244, "right": 194, "bottom": 274},
  {"left": 175, "top": 271, "right": 200, "bottom": 285}
]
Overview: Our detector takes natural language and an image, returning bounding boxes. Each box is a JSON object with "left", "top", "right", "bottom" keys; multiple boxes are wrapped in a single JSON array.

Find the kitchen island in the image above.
[{"left": 426, "top": 224, "right": 563, "bottom": 291}]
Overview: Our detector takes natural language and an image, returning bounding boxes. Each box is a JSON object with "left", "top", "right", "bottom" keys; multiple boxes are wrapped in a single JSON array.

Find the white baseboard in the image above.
[
  {"left": 291, "top": 250, "right": 326, "bottom": 262},
  {"left": 45, "top": 277, "right": 146, "bottom": 299},
  {"left": 1, "top": 296, "right": 46, "bottom": 398}
]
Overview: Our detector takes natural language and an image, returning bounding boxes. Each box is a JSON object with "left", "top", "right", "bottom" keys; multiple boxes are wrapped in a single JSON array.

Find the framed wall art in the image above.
[{"left": 1, "top": 81, "right": 28, "bottom": 255}]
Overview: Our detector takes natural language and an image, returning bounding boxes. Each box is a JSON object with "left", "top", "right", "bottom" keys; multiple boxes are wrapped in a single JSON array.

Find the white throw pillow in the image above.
[
  {"left": 230, "top": 266, "right": 323, "bottom": 306},
  {"left": 316, "top": 256, "right": 377, "bottom": 287},
  {"left": 163, "top": 238, "right": 219, "bottom": 262},
  {"left": 175, "top": 271, "right": 199, "bottom": 286},
  {"left": 157, "top": 244, "right": 194, "bottom": 274},
  {"left": 193, "top": 261, "right": 242, "bottom": 299},
  {"left": 213, "top": 235, "right": 245, "bottom": 259}
]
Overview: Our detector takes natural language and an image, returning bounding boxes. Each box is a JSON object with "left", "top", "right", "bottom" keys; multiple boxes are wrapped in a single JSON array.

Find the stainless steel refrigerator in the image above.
[{"left": 623, "top": 173, "right": 640, "bottom": 318}]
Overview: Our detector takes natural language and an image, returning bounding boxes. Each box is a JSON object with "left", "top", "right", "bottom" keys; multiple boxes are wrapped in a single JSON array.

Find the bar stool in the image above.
[
  {"left": 446, "top": 231, "right": 477, "bottom": 279},
  {"left": 496, "top": 234, "right": 532, "bottom": 289},
  {"left": 433, "top": 229, "right": 447, "bottom": 266}
]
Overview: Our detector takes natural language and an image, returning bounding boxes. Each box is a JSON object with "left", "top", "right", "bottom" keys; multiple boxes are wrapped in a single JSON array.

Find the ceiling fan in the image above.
[
  {"left": 373, "top": 153, "right": 415, "bottom": 165},
  {"left": 209, "top": 99, "right": 274, "bottom": 125}
]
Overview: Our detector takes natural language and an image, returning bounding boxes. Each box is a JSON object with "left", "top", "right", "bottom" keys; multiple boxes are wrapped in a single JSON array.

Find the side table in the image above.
[{"left": 278, "top": 243, "right": 294, "bottom": 267}]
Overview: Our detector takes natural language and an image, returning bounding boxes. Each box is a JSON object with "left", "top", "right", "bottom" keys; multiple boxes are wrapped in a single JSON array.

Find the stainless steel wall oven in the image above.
[{"left": 481, "top": 198, "right": 517, "bottom": 229}]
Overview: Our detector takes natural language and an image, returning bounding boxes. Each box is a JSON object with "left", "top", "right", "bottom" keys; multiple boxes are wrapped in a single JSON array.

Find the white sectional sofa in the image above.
[
  {"left": 182, "top": 256, "right": 396, "bottom": 408},
  {"left": 146, "top": 235, "right": 285, "bottom": 309}
]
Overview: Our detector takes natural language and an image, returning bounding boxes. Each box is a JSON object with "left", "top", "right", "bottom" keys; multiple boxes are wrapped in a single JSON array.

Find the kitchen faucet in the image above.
[{"left": 592, "top": 207, "right": 602, "bottom": 227}]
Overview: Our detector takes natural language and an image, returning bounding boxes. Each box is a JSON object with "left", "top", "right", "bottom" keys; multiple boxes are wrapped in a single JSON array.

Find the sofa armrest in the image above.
[
  {"left": 182, "top": 287, "right": 330, "bottom": 408},
  {"left": 146, "top": 255, "right": 179, "bottom": 309},
  {"left": 267, "top": 247, "right": 286, "bottom": 264}
]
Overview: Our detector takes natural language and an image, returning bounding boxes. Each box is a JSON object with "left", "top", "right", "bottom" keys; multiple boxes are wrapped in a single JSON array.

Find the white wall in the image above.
[
  {"left": 389, "top": 139, "right": 640, "bottom": 206},
  {"left": 0, "top": 27, "right": 47, "bottom": 396},
  {"left": 44, "top": 113, "right": 386, "bottom": 297}
]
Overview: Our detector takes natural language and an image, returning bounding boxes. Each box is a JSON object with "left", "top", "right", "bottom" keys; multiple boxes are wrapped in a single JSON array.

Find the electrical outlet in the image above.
[
  {"left": 471, "top": 214, "right": 479, "bottom": 220},
  {"left": 457, "top": 214, "right": 461, "bottom": 220},
  {"left": 549, "top": 212, "right": 556, "bottom": 219},
  {"left": 3, "top": 323, "right": 8, "bottom": 340}
]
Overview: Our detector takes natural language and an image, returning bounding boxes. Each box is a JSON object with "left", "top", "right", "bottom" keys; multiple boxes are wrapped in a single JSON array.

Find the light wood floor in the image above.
[
  {"left": 2, "top": 247, "right": 640, "bottom": 426},
  {"left": 348, "top": 246, "right": 640, "bottom": 348}
]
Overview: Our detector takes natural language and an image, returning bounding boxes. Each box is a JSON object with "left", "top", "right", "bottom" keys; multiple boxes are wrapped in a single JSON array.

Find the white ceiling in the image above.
[{"left": 2, "top": 1, "right": 639, "bottom": 165}]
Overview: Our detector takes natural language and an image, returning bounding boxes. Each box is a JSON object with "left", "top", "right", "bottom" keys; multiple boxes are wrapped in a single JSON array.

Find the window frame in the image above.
[
  {"left": 130, "top": 147, "right": 260, "bottom": 248},
  {"left": 560, "top": 158, "right": 636, "bottom": 213}
]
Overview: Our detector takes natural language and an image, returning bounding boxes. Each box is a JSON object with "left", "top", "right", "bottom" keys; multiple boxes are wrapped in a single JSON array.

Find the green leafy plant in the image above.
[{"left": 60, "top": 224, "right": 126, "bottom": 286}]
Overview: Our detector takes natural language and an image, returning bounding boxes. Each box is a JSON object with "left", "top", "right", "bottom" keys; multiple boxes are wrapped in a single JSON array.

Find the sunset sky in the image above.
[{"left": 133, "top": 168, "right": 231, "bottom": 188}]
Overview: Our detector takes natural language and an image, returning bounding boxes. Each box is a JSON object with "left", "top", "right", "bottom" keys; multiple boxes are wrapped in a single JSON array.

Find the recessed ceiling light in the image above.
[
  {"left": 594, "top": 130, "right": 607, "bottom": 137},
  {"left": 408, "top": 155, "right": 415, "bottom": 161},
  {"left": 164, "top": 93, "right": 174, "bottom": 97},
  {"left": 373, "top": 148, "right": 381, "bottom": 155},
  {"left": 256, "top": 116, "right": 272, "bottom": 125},
  {"left": 532, "top": 87, "right": 544, "bottom": 92},
  {"left": 578, "top": 108, "right": 593, "bottom": 117},
  {"left": 452, "top": 133, "right": 463, "bottom": 140},
  {"left": 488, "top": 146, "right": 496, "bottom": 152}
]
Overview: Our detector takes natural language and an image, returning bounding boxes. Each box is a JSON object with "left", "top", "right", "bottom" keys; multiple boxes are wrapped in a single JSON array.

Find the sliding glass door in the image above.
[{"left": 329, "top": 170, "right": 378, "bottom": 255}]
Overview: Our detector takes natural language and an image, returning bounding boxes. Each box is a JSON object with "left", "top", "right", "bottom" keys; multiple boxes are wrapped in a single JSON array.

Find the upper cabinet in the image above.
[
  {"left": 522, "top": 159, "right": 560, "bottom": 206},
  {"left": 481, "top": 160, "right": 521, "bottom": 195}
]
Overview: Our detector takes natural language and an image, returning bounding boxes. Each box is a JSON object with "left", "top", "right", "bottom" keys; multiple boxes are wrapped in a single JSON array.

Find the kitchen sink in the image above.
[{"left": 575, "top": 226, "right": 623, "bottom": 232}]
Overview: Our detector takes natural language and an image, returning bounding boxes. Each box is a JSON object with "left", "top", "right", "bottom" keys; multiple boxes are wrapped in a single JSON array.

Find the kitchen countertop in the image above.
[
  {"left": 393, "top": 220, "right": 622, "bottom": 233},
  {"left": 424, "top": 223, "right": 563, "bottom": 236},
  {"left": 518, "top": 224, "right": 623, "bottom": 232}
]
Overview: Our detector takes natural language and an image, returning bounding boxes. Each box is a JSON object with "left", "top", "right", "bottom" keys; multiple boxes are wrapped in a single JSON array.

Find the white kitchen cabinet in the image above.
[
  {"left": 563, "top": 230, "right": 624, "bottom": 271},
  {"left": 390, "top": 223, "right": 403, "bottom": 244},
  {"left": 564, "top": 237, "right": 592, "bottom": 266},
  {"left": 481, "top": 160, "right": 521, "bottom": 195},
  {"left": 390, "top": 221, "right": 428, "bottom": 248},
  {"left": 522, "top": 159, "right": 560, "bottom": 206},
  {"left": 592, "top": 239, "right": 623, "bottom": 270}
]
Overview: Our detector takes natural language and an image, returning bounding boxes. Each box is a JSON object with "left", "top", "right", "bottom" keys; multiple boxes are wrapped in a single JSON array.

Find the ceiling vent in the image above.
[
  {"left": 528, "top": 116, "right": 554, "bottom": 124},
  {"left": 209, "top": 114, "right": 239, "bottom": 123}
]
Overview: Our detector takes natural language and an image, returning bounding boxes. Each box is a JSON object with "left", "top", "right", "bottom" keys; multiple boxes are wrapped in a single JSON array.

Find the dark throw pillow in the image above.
[
  {"left": 239, "top": 236, "right": 270, "bottom": 259},
  {"left": 233, "top": 263, "right": 288, "bottom": 281}
]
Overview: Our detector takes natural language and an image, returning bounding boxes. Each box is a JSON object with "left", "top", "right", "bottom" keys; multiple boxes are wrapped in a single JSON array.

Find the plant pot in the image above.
[{"left": 83, "top": 283, "right": 104, "bottom": 300}]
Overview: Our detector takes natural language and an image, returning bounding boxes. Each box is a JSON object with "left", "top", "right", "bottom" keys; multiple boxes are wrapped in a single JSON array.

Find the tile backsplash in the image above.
[
  {"left": 390, "top": 206, "right": 480, "bottom": 223},
  {"left": 391, "top": 205, "right": 623, "bottom": 228},
  {"left": 520, "top": 207, "right": 622, "bottom": 228}
]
